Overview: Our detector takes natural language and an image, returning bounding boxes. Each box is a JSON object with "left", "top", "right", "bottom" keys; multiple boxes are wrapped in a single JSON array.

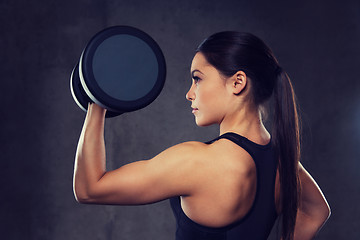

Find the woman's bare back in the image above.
[{"left": 180, "top": 137, "right": 270, "bottom": 227}]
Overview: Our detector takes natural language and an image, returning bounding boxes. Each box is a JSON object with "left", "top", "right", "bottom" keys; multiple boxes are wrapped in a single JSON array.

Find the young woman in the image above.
[{"left": 73, "top": 31, "right": 330, "bottom": 239}]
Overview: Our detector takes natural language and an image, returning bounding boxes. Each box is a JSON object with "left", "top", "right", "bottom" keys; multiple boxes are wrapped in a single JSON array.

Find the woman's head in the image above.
[
  {"left": 186, "top": 52, "right": 248, "bottom": 126},
  {"left": 195, "top": 31, "right": 281, "bottom": 106}
]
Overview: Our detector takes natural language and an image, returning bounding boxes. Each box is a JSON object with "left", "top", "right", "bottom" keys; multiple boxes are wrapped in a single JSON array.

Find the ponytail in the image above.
[{"left": 272, "top": 69, "right": 301, "bottom": 240}]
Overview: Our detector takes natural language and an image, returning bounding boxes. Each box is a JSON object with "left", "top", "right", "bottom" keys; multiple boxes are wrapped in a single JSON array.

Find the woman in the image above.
[{"left": 73, "top": 31, "right": 330, "bottom": 239}]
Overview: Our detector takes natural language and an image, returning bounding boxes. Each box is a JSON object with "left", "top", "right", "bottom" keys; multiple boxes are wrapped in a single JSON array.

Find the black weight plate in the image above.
[
  {"left": 79, "top": 26, "right": 166, "bottom": 113},
  {"left": 70, "top": 64, "right": 122, "bottom": 118},
  {"left": 70, "top": 64, "right": 90, "bottom": 112}
]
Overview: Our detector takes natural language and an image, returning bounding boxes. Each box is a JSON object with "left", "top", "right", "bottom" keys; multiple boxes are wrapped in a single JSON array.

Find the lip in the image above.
[{"left": 192, "top": 108, "right": 198, "bottom": 114}]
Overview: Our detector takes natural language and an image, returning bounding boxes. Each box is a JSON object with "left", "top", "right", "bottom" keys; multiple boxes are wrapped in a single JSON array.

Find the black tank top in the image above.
[{"left": 170, "top": 132, "right": 278, "bottom": 240}]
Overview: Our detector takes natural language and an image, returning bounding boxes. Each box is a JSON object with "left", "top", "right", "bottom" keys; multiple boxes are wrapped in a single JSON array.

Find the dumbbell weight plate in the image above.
[
  {"left": 71, "top": 26, "right": 166, "bottom": 117},
  {"left": 70, "top": 64, "right": 121, "bottom": 118}
]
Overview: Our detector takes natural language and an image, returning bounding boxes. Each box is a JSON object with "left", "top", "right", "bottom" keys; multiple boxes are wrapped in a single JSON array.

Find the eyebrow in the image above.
[{"left": 191, "top": 70, "right": 204, "bottom": 76}]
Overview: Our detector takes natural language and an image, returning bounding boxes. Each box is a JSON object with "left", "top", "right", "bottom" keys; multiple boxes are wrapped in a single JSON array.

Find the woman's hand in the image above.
[{"left": 88, "top": 102, "right": 107, "bottom": 117}]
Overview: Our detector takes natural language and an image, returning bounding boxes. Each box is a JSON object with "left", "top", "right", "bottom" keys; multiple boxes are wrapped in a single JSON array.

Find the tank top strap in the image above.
[{"left": 205, "top": 132, "right": 271, "bottom": 161}]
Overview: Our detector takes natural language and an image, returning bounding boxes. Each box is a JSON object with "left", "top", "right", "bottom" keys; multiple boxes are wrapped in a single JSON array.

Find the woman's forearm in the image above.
[{"left": 73, "top": 103, "right": 107, "bottom": 203}]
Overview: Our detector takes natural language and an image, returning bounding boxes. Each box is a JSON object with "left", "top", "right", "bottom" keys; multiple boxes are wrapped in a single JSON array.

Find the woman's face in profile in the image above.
[{"left": 186, "top": 53, "right": 232, "bottom": 127}]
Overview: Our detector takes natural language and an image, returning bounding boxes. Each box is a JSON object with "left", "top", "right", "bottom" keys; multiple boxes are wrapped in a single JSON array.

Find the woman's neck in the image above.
[{"left": 219, "top": 106, "right": 270, "bottom": 145}]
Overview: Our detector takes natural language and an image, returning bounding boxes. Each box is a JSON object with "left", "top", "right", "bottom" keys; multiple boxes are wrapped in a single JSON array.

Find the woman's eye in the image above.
[{"left": 192, "top": 76, "right": 201, "bottom": 83}]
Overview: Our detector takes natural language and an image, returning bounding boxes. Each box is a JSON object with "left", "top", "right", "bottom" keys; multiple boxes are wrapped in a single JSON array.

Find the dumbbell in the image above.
[{"left": 70, "top": 26, "right": 166, "bottom": 117}]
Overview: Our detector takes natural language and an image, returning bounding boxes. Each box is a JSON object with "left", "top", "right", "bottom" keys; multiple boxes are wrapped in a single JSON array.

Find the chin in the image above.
[{"left": 195, "top": 118, "right": 216, "bottom": 127}]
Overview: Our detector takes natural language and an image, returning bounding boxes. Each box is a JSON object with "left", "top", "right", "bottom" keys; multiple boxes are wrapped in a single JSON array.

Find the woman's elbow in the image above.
[
  {"left": 73, "top": 188, "right": 90, "bottom": 204},
  {"left": 74, "top": 193, "right": 91, "bottom": 204},
  {"left": 73, "top": 186, "right": 98, "bottom": 204},
  {"left": 320, "top": 201, "right": 331, "bottom": 224},
  {"left": 299, "top": 199, "right": 331, "bottom": 234},
  {"left": 312, "top": 200, "right": 331, "bottom": 229}
]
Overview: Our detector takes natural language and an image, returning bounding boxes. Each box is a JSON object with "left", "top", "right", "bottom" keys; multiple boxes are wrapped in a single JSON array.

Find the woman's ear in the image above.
[{"left": 231, "top": 71, "right": 247, "bottom": 95}]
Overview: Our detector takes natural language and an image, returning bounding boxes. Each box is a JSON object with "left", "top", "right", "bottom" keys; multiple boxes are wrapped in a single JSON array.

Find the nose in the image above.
[{"left": 186, "top": 83, "right": 195, "bottom": 101}]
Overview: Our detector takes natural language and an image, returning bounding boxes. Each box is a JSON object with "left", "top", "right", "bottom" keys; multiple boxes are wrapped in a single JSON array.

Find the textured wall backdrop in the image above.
[{"left": 1, "top": 0, "right": 359, "bottom": 239}]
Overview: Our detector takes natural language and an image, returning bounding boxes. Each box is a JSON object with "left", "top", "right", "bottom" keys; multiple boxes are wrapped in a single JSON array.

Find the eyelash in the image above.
[{"left": 192, "top": 76, "right": 201, "bottom": 83}]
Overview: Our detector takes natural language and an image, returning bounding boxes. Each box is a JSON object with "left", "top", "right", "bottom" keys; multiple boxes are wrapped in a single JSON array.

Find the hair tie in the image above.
[{"left": 276, "top": 66, "right": 283, "bottom": 76}]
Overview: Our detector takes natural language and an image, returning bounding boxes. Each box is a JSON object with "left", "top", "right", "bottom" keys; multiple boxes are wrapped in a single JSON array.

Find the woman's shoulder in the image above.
[
  {"left": 163, "top": 140, "right": 212, "bottom": 165},
  {"left": 164, "top": 140, "right": 209, "bottom": 155},
  {"left": 172, "top": 138, "right": 256, "bottom": 174}
]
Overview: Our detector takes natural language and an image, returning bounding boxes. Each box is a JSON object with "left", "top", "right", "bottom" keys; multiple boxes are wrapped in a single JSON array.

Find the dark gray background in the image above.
[{"left": 1, "top": 0, "right": 359, "bottom": 239}]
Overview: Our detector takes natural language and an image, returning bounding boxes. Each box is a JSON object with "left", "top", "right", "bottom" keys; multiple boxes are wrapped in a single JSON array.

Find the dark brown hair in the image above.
[{"left": 196, "top": 31, "right": 301, "bottom": 240}]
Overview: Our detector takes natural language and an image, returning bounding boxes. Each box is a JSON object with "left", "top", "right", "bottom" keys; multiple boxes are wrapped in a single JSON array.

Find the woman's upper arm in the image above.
[
  {"left": 298, "top": 162, "right": 330, "bottom": 218},
  {"left": 293, "top": 162, "right": 331, "bottom": 239},
  {"left": 83, "top": 141, "right": 206, "bottom": 205},
  {"left": 296, "top": 162, "right": 331, "bottom": 236}
]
